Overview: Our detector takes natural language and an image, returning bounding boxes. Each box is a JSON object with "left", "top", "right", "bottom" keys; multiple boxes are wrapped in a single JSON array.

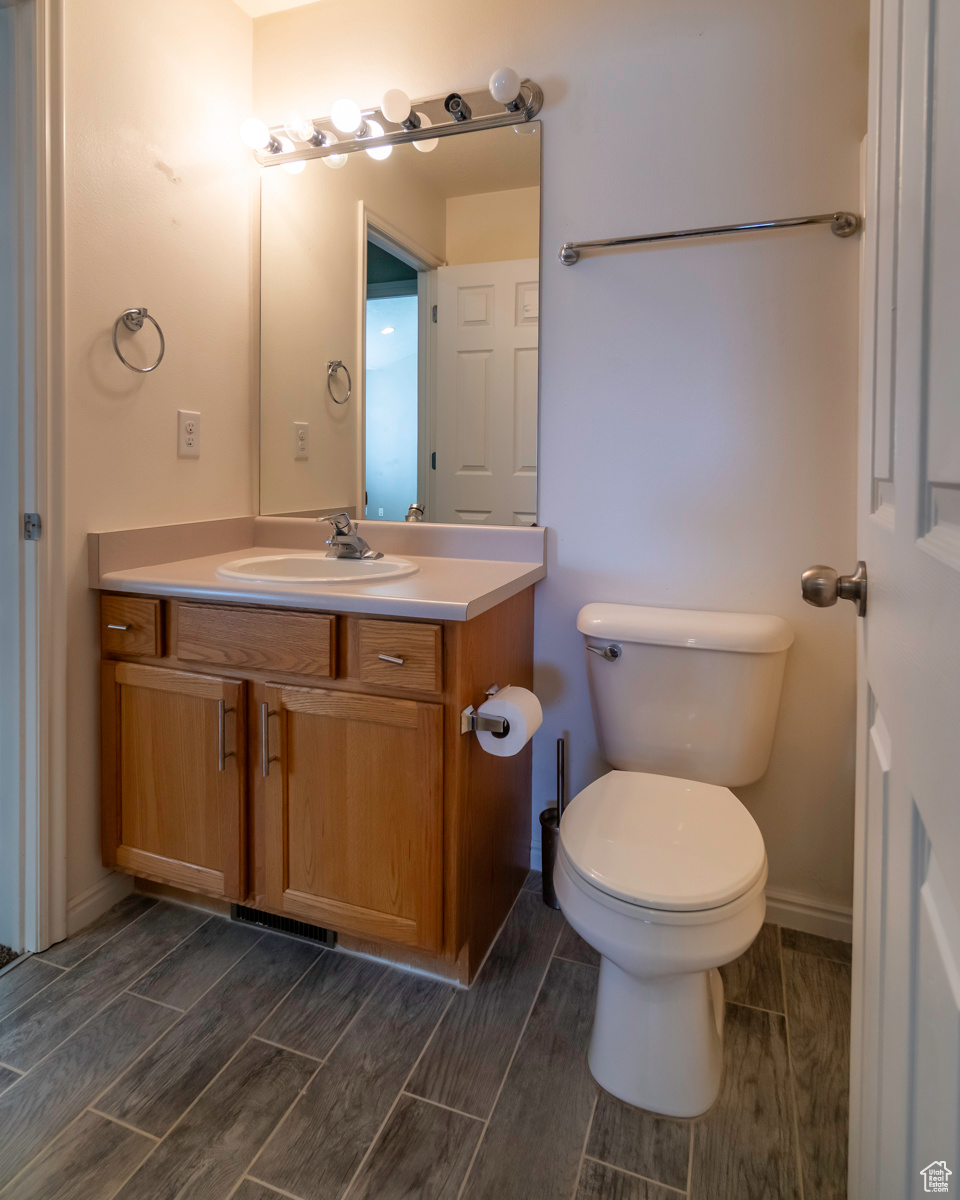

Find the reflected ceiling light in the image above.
[
  {"left": 380, "top": 326, "right": 395, "bottom": 335},
  {"left": 363, "top": 119, "right": 392, "bottom": 160},
  {"left": 240, "top": 117, "right": 279, "bottom": 152},
  {"left": 412, "top": 113, "right": 439, "bottom": 153},
  {"left": 381, "top": 88, "right": 421, "bottom": 131},
  {"left": 283, "top": 110, "right": 315, "bottom": 143},
  {"left": 319, "top": 130, "right": 348, "bottom": 169},
  {"left": 279, "top": 137, "right": 305, "bottom": 174},
  {"left": 331, "top": 97, "right": 365, "bottom": 135},
  {"left": 489, "top": 66, "right": 523, "bottom": 112}
]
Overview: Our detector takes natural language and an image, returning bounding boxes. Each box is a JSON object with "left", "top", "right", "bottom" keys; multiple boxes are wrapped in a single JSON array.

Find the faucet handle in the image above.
[{"left": 319, "top": 511, "right": 354, "bottom": 535}]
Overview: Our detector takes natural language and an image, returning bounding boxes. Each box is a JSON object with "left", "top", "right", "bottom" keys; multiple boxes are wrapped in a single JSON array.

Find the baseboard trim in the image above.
[
  {"left": 66, "top": 871, "right": 134, "bottom": 937},
  {"left": 764, "top": 887, "right": 852, "bottom": 943},
  {"left": 529, "top": 835, "right": 542, "bottom": 871}
]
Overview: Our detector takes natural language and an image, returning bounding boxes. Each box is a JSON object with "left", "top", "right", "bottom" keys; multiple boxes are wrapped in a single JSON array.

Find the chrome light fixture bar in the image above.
[{"left": 252, "top": 78, "right": 543, "bottom": 168}]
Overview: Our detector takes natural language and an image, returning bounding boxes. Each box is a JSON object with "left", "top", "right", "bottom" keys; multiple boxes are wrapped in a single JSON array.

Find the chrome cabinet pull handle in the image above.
[
  {"left": 261, "top": 702, "right": 280, "bottom": 778},
  {"left": 378, "top": 654, "right": 404, "bottom": 665},
  {"left": 106, "top": 623, "right": 130, "bottom": 631},
  {"left": 217, "top": 700, "right": 236, "bottom": 773}
]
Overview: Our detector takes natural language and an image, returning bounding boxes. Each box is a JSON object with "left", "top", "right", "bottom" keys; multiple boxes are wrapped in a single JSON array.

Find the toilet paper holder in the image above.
[{"left": 460, "top": 683, "right": 510, "bottom": 736}]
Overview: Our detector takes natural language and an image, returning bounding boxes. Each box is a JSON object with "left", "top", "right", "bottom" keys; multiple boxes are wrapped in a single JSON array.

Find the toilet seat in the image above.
[{"left": 560, "top": 770, "right": 767, "bottom": 912}]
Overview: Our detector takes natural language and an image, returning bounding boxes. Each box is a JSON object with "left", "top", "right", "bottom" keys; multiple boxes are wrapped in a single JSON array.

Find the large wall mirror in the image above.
[{"left": 259, "top": 121, "right": 541, "bottom": 525}]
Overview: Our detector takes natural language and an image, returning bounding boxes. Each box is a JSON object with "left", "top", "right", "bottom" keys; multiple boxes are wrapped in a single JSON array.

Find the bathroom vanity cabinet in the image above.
[{"left": 99, "top": 588, "right": 534, "bottom": 984}]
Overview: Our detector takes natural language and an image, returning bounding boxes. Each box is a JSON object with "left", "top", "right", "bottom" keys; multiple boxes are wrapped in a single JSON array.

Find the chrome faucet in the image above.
[{"left": 318, "top": 512, "right": 383, "bottom": 560}]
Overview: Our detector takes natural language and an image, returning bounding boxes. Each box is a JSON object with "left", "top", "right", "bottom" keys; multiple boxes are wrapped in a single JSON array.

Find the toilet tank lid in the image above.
[{"left": 577, "top": 603, "right": 794, "bottom": 653}]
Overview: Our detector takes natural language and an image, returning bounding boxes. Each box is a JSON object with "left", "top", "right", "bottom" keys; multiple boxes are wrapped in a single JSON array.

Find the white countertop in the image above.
[{"left": 98, "top": 546, "right": 545, "bottom": 621}]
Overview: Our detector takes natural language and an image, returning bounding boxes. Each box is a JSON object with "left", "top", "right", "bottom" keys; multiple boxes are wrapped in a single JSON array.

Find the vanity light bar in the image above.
[{"left": 251, "top": 78, "right": 543, "bottom": 169}]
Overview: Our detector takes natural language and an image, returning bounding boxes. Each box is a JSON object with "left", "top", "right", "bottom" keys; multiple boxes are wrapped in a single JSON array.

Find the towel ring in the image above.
[
  {"left": 113, "top": 307, "right": 165, "bottom": 373},
  {"left": 327, "top": 359, "right": 352, "bottom": 405}
]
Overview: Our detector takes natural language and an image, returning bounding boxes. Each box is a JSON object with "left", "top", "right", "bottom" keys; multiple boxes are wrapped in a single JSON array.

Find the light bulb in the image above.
[
  {"left": 488, "top": 66, "right": 522, "bottom": 108},
  {"left": 240, "top": 117, "right": 272, "bottom": 150},
  {"left": 279, "top": 138, "right": 305, "bottom": 174},
  {"left": 331, "top": 97, "right": 363, "bottom": 134},
  {"left": 412, "top": 113, "right": 439, "bottom": 153},
  {"left": 283, "top": 110, "right": 315, "bottom": 143},
  {"left": 364, "top": 119, "right": 392, "bottom": 160},
  {"left": 319, "top": 130, "right": 348, "bottom": 170},
  {"left": 381, "top": 89, "right": 411, "bottom": 125}
]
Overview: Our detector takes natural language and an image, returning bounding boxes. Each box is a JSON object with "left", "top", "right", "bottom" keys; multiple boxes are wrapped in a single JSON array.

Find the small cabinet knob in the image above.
[{"left": 801, "top": 561, "right": 867, "bottom": 617}]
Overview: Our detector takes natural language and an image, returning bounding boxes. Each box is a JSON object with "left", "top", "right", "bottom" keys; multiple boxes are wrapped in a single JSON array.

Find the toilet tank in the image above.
[{"left": 578, "top": 603, "right": 794, "bottom": 788}]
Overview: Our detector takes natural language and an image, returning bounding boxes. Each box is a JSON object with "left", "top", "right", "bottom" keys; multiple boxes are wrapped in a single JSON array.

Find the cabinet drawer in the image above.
[
  {"left": 101, "top": 596, "right": 163, "bottom": 658},
  {"left": 177, "top": 602, "right": 335, "bottom": 678},
  {"left": 358, "top": 620, "right": 442, "bottom": 693}
]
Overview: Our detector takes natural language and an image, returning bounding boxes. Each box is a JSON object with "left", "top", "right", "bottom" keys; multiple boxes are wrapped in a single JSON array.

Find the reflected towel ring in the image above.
[
  {"left": 113, "top": 307, "right": 165, "bottom": 373},
  {"left": 327, "top": 359, "right": 352, "bottom": 405}
]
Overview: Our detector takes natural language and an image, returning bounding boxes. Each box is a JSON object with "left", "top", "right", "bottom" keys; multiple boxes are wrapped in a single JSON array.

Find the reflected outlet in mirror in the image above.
[{"left": 259, "top": 121, "right": 541, "bottom": 527}]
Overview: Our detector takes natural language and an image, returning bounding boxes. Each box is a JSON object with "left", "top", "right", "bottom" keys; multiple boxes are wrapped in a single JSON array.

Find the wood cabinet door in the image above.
[
  {"left": 101, "top": 661, "right": 245, "bottom": 900},
  {"left": 262, "top": 685, "right": 443, "bottom": 950}
]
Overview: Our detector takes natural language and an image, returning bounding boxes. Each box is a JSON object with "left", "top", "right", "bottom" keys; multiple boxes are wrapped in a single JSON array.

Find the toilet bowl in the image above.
[
  {"left": 561, "top": 603, "right": 792, "bottom": 1117},
  {"left": 555, "top": 769, "right": 767, "bottom": 1116}
]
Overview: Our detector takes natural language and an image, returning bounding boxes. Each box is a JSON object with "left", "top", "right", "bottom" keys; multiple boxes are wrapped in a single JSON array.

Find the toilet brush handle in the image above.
[{"left": 557, "top": 738, "right": 565, "bottom": 822}]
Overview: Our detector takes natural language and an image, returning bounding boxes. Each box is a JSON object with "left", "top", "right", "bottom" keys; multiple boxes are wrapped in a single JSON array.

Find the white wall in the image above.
[
  {"left": 63, "top": 0, "right": 254, "bottom": 905},
  {"left": 254, "top": 0, "right": 867, "bottom": 911},
  {"left": 446, "top": 186, "right": 540, "bottom": 265}
]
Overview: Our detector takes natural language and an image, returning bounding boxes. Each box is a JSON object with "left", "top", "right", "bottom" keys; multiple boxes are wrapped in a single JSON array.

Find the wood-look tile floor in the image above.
[{"left": 0, "top": 877, "right": 851, "bottom": 1200}]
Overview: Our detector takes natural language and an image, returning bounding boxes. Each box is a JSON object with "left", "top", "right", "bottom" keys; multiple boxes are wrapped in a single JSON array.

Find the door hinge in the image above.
[
  {"left": 23, "top": 512, "right": 42, "bottom": 541},
  {"left": 431, "top": 452, "right": 436, "bottom": 470},
  {"left": 432, "top": 304, "right": 437, "bottom": 323}
]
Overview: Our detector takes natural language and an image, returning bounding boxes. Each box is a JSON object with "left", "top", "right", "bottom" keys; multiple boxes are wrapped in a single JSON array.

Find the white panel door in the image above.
[
  {"left": 433, "top": 259, "right": 538, "bottom": 525},
  {"left": 848, "top": 0, "right": 960, "bottom": 1194}
]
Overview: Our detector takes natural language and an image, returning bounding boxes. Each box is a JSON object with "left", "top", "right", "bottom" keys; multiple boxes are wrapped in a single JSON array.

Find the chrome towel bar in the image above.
[{"left": 558, "top": 210, "right": 861, "bottom": 265}]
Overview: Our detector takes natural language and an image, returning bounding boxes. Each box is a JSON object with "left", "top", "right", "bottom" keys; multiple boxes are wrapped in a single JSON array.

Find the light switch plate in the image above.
[
  {"left": 178, "top": 410, "right": 200, "bottom": 458},
  {"left": 294, "top": 421, "right": 309, "bottom": 460}
]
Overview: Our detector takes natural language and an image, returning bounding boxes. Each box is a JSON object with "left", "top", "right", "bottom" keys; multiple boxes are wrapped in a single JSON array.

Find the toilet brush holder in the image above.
[
  {"left": 539, "top": 738, "right": 566, "bottom": 910},
  {"left": 539, "top": 806, "right": 560, "bottom": 910}
]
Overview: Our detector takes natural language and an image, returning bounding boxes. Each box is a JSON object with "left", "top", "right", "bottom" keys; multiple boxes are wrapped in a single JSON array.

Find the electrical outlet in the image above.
[
  {"left": 178, "top": 410, "right": 200, "bottom": 458},
  {"left": 294, "top": 421, "right": 309, "bottom": 460}
]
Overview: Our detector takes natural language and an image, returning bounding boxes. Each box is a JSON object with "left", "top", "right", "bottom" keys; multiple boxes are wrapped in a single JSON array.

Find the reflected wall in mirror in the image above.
[{"left": 259, "top": 122, "right": 541, "bottom": 524}]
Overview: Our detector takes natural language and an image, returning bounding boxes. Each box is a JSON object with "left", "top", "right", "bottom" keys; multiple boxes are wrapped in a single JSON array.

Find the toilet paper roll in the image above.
[{"left": 475, "top": 686, "right": 543, "bottom": 758}]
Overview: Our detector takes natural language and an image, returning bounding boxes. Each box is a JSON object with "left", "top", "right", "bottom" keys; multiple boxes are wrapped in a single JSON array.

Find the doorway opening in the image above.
[
  {"left": 0, "top": 0, "right": 66, "bottom": 958},
  {"left": 365, "top": 242, "right": 420, "bottom": 521}
]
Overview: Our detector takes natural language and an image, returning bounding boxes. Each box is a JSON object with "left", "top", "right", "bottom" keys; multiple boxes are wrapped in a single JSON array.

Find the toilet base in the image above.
[{"left": 587, "top": 958, "right": 724, "bottom": 1118}]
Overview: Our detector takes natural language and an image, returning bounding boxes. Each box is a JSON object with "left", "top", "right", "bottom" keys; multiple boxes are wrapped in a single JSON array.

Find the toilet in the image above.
[{"left": 554, "top": 602, "right": 794, "bottom": 1118}]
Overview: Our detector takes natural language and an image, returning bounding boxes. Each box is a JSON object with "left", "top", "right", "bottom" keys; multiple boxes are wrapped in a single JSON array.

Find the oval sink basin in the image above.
[{"left": 216, "top": 553, "right": 419, "bottom": 585}]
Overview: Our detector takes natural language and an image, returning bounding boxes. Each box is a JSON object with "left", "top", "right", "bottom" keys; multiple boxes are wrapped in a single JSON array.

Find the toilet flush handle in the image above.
[{"left": 587, "top": 643, "right": 621, "bottom": 662}]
